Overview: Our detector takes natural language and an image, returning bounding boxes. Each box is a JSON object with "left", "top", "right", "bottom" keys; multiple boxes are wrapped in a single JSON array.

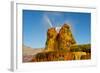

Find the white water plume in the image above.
[{"left": 44, "top": 15, "right": 53, "bottom": 28}]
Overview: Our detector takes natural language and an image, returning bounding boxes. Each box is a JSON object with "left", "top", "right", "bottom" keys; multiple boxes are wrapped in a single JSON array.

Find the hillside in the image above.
[
  {"left": 23, "top": 45, "right": 44, "bottom": 56},
  {"left": 22, "top": 45, "right": 44, "bottom": 62}
]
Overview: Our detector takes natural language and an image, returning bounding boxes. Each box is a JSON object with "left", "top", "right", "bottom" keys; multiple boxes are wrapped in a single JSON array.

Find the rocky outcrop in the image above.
[
  {"left": 45, "top": 24, "right": 76, "bottom": 51},
  {"left": 26, "top": 23, "right": 91, "bottom": 62},
  {"left": 58, "top": 24, "right": 76, "bottom": 51},
  {"left": 45, "top": 28, "right": 58, "bottom": 51}
]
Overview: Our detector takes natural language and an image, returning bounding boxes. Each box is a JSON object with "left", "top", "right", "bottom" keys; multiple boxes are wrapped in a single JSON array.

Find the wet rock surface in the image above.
[{"left": 23, "top": 24, "right": 91, "bottom": 62}]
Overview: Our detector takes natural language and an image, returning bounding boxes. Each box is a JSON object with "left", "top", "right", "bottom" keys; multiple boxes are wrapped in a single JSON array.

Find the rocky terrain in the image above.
[
  {"left": 22, "top": 45, "right": 44, "bottom": 62},
  {"left": 45, "top": 24, "right": 76, "bottom": 52},
  {"left": 23, "top": 24, "right": 91, "bottom": 62}
]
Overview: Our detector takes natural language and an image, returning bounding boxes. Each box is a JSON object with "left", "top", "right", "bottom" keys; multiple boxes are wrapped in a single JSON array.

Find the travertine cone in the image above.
[
  {"left": 45, "top": 24, "right": 76, "bottom": 52},
  {"left": 58, "top": 24, "right": 76, "bottom": 51},
  {"left": 45, "top": 28, "right": 58, "bottom": 51}
]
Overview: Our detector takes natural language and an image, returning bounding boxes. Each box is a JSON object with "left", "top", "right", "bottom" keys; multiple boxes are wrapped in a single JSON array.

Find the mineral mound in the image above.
[
  {"left": 45, "top": 27, "right": 58, "bottom": 51},
  {"left": 28, "top": 23, "right": 91, "bottom": 62},
  {"left": 45, "top": 24, "right": 76, "bottom": 52}
]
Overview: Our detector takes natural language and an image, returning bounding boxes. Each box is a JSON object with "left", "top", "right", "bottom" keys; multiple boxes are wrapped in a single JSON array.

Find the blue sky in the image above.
[{"left": 23, "top": 10, "right": 91, "bottom": 48}]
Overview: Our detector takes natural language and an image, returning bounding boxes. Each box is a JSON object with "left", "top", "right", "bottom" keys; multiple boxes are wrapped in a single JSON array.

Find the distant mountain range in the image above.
[{"left": 23, "top": 45, "right": 44, "bottom": 56}]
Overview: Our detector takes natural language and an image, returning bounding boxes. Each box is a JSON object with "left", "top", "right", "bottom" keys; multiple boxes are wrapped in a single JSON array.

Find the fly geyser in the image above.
[
  {"left": 45, "top": 27, "right": 58, "bottom": 51},
  {"left": 23, "top": 23, "right": 91, "bottom": 62},
  {"left": 45, "top": 24, "right": 76, "bottom": 52}
]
